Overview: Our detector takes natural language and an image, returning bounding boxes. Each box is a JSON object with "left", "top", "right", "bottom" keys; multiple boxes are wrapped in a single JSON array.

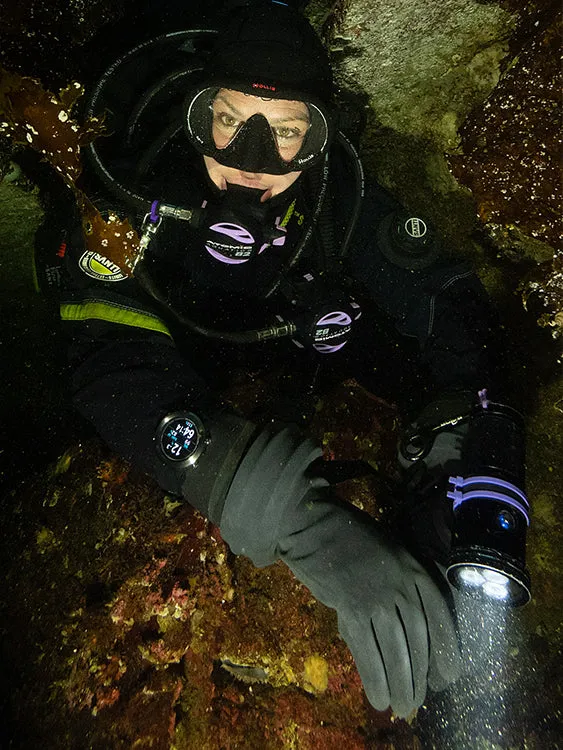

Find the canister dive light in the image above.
[{"left": 446, "top": 400, "right": 531, "bottom": 607}]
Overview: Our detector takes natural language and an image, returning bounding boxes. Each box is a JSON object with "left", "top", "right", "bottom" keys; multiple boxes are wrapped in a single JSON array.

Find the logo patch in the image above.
[
  {"left": 252, "top": 82, "right": 276, "bottom": 92},
  {"left": 205, "top": 222, "right": 255, "bottom": 265},
  {"left": 404, "top": 217, "right": 427, "bottom": 239},
  {"left": 79, "top": 251, "right": 127, "bottom": 282}
]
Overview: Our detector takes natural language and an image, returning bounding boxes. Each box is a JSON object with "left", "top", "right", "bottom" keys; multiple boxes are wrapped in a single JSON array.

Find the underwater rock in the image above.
[
  {"left": 320, "top": 0, "right": 561, "bottom": 332},
  {"left": 0, "top": 382, "right": 424, "bottom": 748},
  {"left": 449, "top": 11, "right": 562, "bottom": 332},
  {"left": 327, "top": 0, "right": 515, "bottom": 147}
]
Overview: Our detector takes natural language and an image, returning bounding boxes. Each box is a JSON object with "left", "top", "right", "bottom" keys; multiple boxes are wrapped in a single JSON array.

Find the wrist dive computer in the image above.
[{"left": 156, "top": 412, "right": 208, "bottom": 467}]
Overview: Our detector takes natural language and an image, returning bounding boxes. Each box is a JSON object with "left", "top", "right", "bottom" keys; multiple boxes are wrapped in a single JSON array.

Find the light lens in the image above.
[
  {"left": 482, "top": 580, "right": 510, "bottom": 600},
  {"left": 459, "top": 567, "right": 485, "bottom": 587},
  {"left": 453, "top": 564, "right": 514, "bottom": 603},
  {"left": 483, "top": 569, "right": 508, "bottom": 584}
]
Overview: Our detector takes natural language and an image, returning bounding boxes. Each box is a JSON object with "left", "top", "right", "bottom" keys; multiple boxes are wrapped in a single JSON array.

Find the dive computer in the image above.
[{"left": 156, "top": 412, "right": 208, "bottom": 467}]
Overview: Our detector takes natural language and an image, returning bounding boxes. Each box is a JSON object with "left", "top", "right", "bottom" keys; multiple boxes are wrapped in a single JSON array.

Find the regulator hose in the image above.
[
  {"left": 335, "top": 131, "right": 364, "bottom": 259},
  {"left": 83, "top": 29, "right": 217, "bottom": 211},
  {"left": 134, "top": 261, "right": 297, "bottom": 343}
]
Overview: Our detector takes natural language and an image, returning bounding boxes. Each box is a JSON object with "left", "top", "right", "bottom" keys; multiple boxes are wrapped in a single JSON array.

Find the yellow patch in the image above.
[{"left": 303, "top": 654, "right": 328, "bottom": 693}]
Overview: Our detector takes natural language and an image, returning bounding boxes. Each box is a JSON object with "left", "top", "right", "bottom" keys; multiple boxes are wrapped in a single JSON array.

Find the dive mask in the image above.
[{"left": 184, "top": 85, "right": 332, "bottom": 175}]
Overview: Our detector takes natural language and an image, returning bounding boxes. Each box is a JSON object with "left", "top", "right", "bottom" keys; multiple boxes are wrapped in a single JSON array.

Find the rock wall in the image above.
[
  {"left": 450, "top": 9, "right": 562, "bottom": 331},
  {"left": 328, "top": 0, "right": 515, "bottom": 147},
  {"left": 311, "top": 0, "right": 562, "bottom": 336}
]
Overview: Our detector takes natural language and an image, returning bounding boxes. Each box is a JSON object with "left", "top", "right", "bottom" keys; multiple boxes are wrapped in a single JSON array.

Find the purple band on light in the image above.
[
  {"left": 150, "top": 200, "right": 160, "bottom": 223},
  {"left": 450, "top": 475, "right": 529, "bottom": 506},
  {"left": 448, "top": 474, "right": 530, "bottom": 525},
  {"left": 478, "top": 388, "right": 490, "bottom": 409}
]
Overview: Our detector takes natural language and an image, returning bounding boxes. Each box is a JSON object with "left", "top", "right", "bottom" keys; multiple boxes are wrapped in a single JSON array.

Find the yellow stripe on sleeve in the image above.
[{"left": 60, "top": 299, "right": 172, "bottom": 338}]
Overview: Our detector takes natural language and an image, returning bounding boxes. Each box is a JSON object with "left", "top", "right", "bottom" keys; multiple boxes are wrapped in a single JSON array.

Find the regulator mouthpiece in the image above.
[{"left": 446, "top": 402, "right": 531, "bottom": 607}]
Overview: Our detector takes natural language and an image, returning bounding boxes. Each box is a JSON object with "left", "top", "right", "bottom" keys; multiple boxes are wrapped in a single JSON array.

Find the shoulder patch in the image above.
[{"left": 79, "top": 251, "right": 128, "bottom": 282}]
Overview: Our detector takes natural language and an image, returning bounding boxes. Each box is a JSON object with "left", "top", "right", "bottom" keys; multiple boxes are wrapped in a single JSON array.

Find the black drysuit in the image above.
[
  {"left": 60, "top": 140, "right": 494, "bottom": 479},
  {"left": 55, "top": 138, "right": 494, "bottom": 715}
]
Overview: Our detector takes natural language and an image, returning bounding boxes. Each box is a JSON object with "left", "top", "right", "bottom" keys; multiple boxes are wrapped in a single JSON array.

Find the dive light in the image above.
[{"left": 446, "top": 401, "right": 531, "bottom": 607}]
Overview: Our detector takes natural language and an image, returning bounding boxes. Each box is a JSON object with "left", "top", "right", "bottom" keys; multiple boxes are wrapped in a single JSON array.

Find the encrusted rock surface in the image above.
[
  {"left": 327, "top": 0, "right": 516, "bottom": 148},
  {"left": 1, "top": 375, "right": 561, "bottom": 748},
  {"left": 449, "top": 9, "right": 562, "bottom": 331},
  {"left": 1, "top": 383, "right": 423, "bottom": 749}
]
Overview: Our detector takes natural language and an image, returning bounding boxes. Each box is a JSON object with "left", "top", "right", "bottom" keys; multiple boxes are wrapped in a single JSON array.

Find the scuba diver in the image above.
[{"left": 39, "top": 0, "right": 531, "bottom": 718}]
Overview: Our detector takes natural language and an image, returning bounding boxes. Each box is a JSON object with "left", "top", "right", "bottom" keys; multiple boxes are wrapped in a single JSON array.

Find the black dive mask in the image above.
[
  {"left": 200, "top": 183, "right": 288, "bottom": 265},
  {"left": 184, "top": 86, "right": 332, "bottom": 175}
]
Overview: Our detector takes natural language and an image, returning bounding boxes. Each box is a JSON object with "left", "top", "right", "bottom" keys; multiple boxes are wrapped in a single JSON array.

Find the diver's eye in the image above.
[
  {"left": 217, "top": 112, "right": 239, "bottom": 129},
  {"left": 273, "top": 126, "right": 302, "bottom": 142}
]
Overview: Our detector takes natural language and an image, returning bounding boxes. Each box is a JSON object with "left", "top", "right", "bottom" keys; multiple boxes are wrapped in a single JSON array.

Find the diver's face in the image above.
[{"left": 204, "top": 89, "right": 305, "bottom": 201}]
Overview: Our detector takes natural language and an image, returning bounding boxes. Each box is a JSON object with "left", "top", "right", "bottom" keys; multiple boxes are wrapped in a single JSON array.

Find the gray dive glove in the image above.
[{"left": 219, "top": 424, "right": 462, "bottom": 717}]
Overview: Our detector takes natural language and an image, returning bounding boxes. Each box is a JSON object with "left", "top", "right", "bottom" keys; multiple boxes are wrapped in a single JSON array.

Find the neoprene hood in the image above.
[{"left": 204, "top": 3, "right": 334, "bottom": 105}]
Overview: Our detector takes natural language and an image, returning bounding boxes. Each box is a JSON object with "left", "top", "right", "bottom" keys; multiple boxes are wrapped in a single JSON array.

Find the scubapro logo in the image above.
[
  {"left": 79, "top": 251, "right": 127, "bottom": 282},
  {"left": 404, "top": 217, "right": 427, "bottom": 239}
]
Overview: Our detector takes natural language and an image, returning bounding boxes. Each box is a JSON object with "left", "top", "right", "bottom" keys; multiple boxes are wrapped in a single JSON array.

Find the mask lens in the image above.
[{"left": 185, "top": 86, "right": 221, "bottom": 152}]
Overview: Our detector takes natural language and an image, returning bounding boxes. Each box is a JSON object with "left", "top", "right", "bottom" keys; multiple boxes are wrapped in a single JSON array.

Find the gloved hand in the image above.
[
  {"left": 278, "top": 498, "right": 462, "bottom": 717},
  {"left": 219, "top": 425, "right": 462, "bottom": 717}
]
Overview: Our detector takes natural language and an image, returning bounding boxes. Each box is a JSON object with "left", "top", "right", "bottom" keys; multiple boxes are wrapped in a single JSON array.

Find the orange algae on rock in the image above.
[
  {"left": 0, "top": 66, "right": 142, "bottom": 276},
  {"left": 3, "top": 375, "right": 428, "bottom": 748},
  {"left": 0, "top": 67, "right": 94, "bottom": 181}
]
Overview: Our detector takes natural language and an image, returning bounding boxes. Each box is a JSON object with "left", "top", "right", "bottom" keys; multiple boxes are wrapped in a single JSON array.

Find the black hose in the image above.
[
  {"left": 261, "top": 153, "right": 330, "bottom": 299},
  {"left": 134, "top": 121, "right": 184, "bottom": 182},
  {"left": 84, "top": 142, "right": 152, "bottom": 212},
  {"left": 334, "top": 131, "right": 364, "bottom": 259},
  {"left": 134, "top": 262, "right": 297, "bottom": 343},
  {"left": 261, "top": 131, "right": 363, "bottom": 294},
  {"left": 125, "top": 66, "right": 202, "bottom": 149},
  {"left": 84, "top": 30, "right": 216, "bottom": 125},
  {"left": 83, "top": 29, "right": 217, "bottom": 211}
]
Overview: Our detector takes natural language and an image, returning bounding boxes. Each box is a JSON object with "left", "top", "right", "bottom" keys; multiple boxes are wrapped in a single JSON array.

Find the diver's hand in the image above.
[
  {"left": 218, "top": 425, "right": 461, "bottom": 716},
  {"left": 278, "top": 500, "right": 462, "bottom": 717},
  {"left": 336, "top": 541, "right": 461, "bottom": 715}
]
